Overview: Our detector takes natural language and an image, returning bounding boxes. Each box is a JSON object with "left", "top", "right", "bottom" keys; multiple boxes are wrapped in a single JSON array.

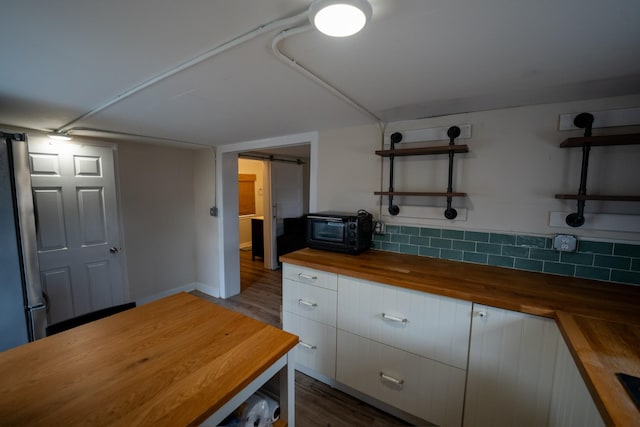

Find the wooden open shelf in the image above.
[
  {"left": 559, "top": 133, "right": 640, "bottom": 148},
  {"left": 375, "top": 191, "right": 467, "bottom": 197},
  {"left": 555, "top": 132, "right": 640, "bottom": 206},
  {"left": 555, "top": 194, "right": 640, "bottom": 201},
  {"left": 375, "top": 144, "right": 469, "bottom": 157}
]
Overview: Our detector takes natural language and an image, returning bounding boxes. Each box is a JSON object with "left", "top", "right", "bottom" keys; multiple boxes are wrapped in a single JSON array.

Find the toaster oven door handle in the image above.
[{"left": 307, "top": 215, "right": 345, "bottom": 222}]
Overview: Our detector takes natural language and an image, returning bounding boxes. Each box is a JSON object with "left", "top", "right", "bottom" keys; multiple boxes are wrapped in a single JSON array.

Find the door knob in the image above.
[{"left": 110, "top": 247, "right": 119, "bottom": 254}]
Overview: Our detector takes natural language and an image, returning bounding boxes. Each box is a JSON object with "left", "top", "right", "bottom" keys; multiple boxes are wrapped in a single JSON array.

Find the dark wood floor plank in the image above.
[{"left": 192, "top": 250, "right": 411, "bottom": 426}]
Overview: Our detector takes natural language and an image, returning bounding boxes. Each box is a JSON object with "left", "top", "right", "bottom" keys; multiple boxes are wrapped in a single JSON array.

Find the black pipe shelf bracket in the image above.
[
  {"left": 375, "top": 126, "right": 469, "bottom": 219},
  {"left": 554, "top": 112, "right": 640, "bottom": 227}
]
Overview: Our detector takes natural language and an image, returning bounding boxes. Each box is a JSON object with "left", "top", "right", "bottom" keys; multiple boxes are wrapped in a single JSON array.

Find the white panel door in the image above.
[
  {"left": 464, "top": 305, "right": 560, "bottom": 427},
  {"left": 28, "top": 141, "right": 125, "bottom": 324}
]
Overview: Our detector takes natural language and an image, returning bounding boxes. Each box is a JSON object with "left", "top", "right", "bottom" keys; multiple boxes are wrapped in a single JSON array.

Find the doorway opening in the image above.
[{"left": 217, "top": 132, "right": 317, "bottom": 299}]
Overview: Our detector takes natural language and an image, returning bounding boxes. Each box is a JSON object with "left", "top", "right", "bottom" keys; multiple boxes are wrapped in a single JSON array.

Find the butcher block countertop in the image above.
[{"left": 280, "top": 248, "right": 640, "bottom": 427}]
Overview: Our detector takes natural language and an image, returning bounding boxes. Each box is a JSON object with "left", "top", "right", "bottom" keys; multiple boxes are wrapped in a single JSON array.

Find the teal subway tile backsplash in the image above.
[
  {"left": 399, "top": 244, "right": 419, "bottom": 255},
  {"left": 502, "top": 245, "right": 530, "bottom": 258},
  {"left": 390, "top": 233, "right": 410, "bottom": 244},
  {"left": 544, "top": 262, "right": 576, "bottom": 276},
  {"left": 530, "top": 248, "right": 560, "bottom": 262},
  {"left": 594, "top": 255, "right": 631, "bottom": 270},
  {"left": 419, "top": 246, "right": 440, "bottom": 258},
  {"left": 488, "top": 255, "right": 514, "bottom": 268},
  {"left": 578, "top": 240, "right": 613, "bottom": 255},
  {"left": 442, "top": 229, "right": 464, "bottom": 240},
  {"left": 463, "top": 251, "right": 488, "bottom": 264},
  {"left": 375, "top": 225, "right": 640, "bottom": 286},
  {"left": 611, "top": 269, "right": 640, "bottom": 285},
  {"left": 401, "top": 226, "right": 420, "bottom": 236},
  {"left": 490, "top": 233, "right": 516, "bottom": 245},
  {"left": 516, "top": 235, "right": 550, "bottom": 248},
  {"left": 614, "top": 243, "right": 640, "bottom": 258},
  {"left": 514, "top": 258, "right": 543, "bottom": 272},
  {"left": 441, "top": 249, "right": 463, "bottom": 261},
  {"left": 420, "top": 227, "right": 441, "bottom": 237},
  {"left": 476, "top": 242, "right": 502, "bottom": 255},
  {"left": 560, "top": 252, "right": 594, "bottom": 266},
  {"left": 465, "top": 231, "right": 490, "bottom": 242},
  {"left": 575, "top": 265, "right": 610, "bottom": 281},
  {"left": 431, "top": 238, "right": 452, "bottom": 249},
  {"left": 453, "top": 240, "right": 476, "bottom": 252}
]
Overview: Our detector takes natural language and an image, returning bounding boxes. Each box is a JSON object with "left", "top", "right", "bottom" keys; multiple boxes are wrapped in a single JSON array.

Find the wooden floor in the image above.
[{"left": 192, "top": 250, "right": 412, "bottom": 427}]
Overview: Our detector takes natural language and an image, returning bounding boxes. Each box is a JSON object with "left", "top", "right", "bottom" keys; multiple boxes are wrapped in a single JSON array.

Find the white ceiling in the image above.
[{"left": 2, "top": 0, "right": 639, "bottom": 148}]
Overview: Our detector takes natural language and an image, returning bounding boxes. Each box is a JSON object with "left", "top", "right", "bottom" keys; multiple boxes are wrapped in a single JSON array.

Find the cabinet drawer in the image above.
[
  {"left": 337, "top": 275, "right": 472, "bottom": 369},
  {"left": 283, "top": 312, "right": 336, "bottom": 379},
  {"left": 283, "top": 263, "right": 337, "bottom": 291},
  {"left": 283, "top": 279, "right": 337, "bottom": 326},
  {"left": 337, "top": 330, "right": 465, "bottom": 427}
]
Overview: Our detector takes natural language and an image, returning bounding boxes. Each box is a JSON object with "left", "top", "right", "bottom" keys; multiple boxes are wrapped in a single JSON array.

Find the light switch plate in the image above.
[{"left": 553, "top": 234, "right": 577, "bottom": 252}]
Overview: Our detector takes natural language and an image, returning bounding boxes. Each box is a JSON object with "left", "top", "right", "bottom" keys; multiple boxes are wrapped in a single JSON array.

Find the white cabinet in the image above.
[
  {"left": 283, "top": 262, "right": 606, "bottom": 427},
  {"left": 548, "top": 335, "right": 604, "bottom": 427},
  {"left": 337, "top": 330, "right": 466, "bottom": 427},
  {"left": 337, "top": 275, "right": 472, "bottom": 426},
  {"left": 282, "top": 264, "right": 337, "bottom": 379},
  {"left": 464, "top": 305, "right": 561, "bottom": 427},
  {"left": 338, "top": 275, "right": 472, "bottom": 369}
]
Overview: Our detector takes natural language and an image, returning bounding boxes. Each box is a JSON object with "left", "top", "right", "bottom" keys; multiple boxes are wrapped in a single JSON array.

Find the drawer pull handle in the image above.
[
  {"left": 298, "top": 273, "right": 317, "bottom": 281},
  {"left": 382, "top": 313, "right": 408, "bottom": 323},
  {"left": 298, "top": 299, "right": 317, "bottom": 308},
  {"left": 380, "top": 372, "right": 404, "bottom": 386},
  {"left": 298, "top": 341, "right": 317, "bottom": 350}
]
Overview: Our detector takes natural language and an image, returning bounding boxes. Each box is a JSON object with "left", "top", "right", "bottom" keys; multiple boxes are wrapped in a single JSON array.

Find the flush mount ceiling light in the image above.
[
  {"left": 47, "top": 132, "right": 72, "bottom": 141},
  {"left": 309, "top": 0, "right": 372, "bottom": 37}
]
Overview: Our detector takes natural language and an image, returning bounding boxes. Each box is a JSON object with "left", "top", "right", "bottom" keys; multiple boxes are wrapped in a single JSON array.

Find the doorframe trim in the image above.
[{"left": 217, "top": 131, "right": 317, "bottom": 299}]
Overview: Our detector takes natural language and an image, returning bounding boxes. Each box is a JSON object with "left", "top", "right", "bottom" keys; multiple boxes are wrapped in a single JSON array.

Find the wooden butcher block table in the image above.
[{"left": 0, "top": 292, "right": 298, "bottom": 426}]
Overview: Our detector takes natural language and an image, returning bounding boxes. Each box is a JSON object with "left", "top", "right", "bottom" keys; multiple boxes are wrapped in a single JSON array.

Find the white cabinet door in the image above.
[
  {"left": 282, "top": 263, "right": 337, "bottom": 291},
  {"left": 283, "top": 279, "right": 337, "bottom": 326},
  {"left": 282, "top": 263, "right": 338, "bottom": 380},
  {"left": 548, "top": 336, "right": 605, "bottom": 427},
  {"left": 337, "top": 330, "right": 466, "bottom": 427},
  {"left": 464, "top": 305, "right": 560, "bottom": 427},
  {"left": 283, "top": 311, "right": 336, "bottom": 379},
  {"left": 338, "top": 275, "right": 472, "bottom": 369}
]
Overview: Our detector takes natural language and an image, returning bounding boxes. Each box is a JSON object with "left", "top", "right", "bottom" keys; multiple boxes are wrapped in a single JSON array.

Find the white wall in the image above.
[
  {"left": 116, "top": 141, "right": 197, "bottom": 301},
  {"left": 316, "top": 94, "right": 640, "bottom": 242},
  {"left": 193, "top": 148, "right": 219, "bottom": 297}
]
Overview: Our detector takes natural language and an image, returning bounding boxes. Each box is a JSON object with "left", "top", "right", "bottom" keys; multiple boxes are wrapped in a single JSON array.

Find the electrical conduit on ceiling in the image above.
[
  {"left": 55, "top": 8, "right": 310, "bottom": 136},
  {"left": 56, "top": 3, "right": 383, "bottom": 140},
  {"left": 270, "top": 24, "right": 382, "bottom": 126}
]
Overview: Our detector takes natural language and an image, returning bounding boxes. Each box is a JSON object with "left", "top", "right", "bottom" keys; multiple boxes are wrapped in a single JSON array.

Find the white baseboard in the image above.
[
  {"left": 195, "top": 283, "right": 220, "bottom": 298},
  {"left": 135, "top": 283, "right": 198, "bottom": 306}
]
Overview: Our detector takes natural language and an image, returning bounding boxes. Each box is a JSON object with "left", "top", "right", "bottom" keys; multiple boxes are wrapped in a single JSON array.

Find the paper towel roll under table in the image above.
[{"left": 219, "top": 391, "right": 281, "bottom": 427}]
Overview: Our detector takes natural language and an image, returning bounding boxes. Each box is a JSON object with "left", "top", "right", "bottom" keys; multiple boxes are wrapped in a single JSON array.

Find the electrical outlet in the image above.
[
  {"left": 374, "top": 220, "right": 385, "bottom": 234},
  {"left": 553, "top": 234, "right": 577, "bottom": 252}
]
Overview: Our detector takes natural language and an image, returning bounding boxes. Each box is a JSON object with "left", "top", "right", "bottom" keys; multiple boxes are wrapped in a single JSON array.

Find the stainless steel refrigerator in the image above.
[{"left": 0, "top": 131, "right": 47, "bottom": 351}]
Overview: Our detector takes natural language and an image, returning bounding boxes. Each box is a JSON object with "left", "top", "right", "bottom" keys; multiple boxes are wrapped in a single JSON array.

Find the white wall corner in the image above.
[{"left": 195, "top": 282, "right": 220, "bottom": 299}]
